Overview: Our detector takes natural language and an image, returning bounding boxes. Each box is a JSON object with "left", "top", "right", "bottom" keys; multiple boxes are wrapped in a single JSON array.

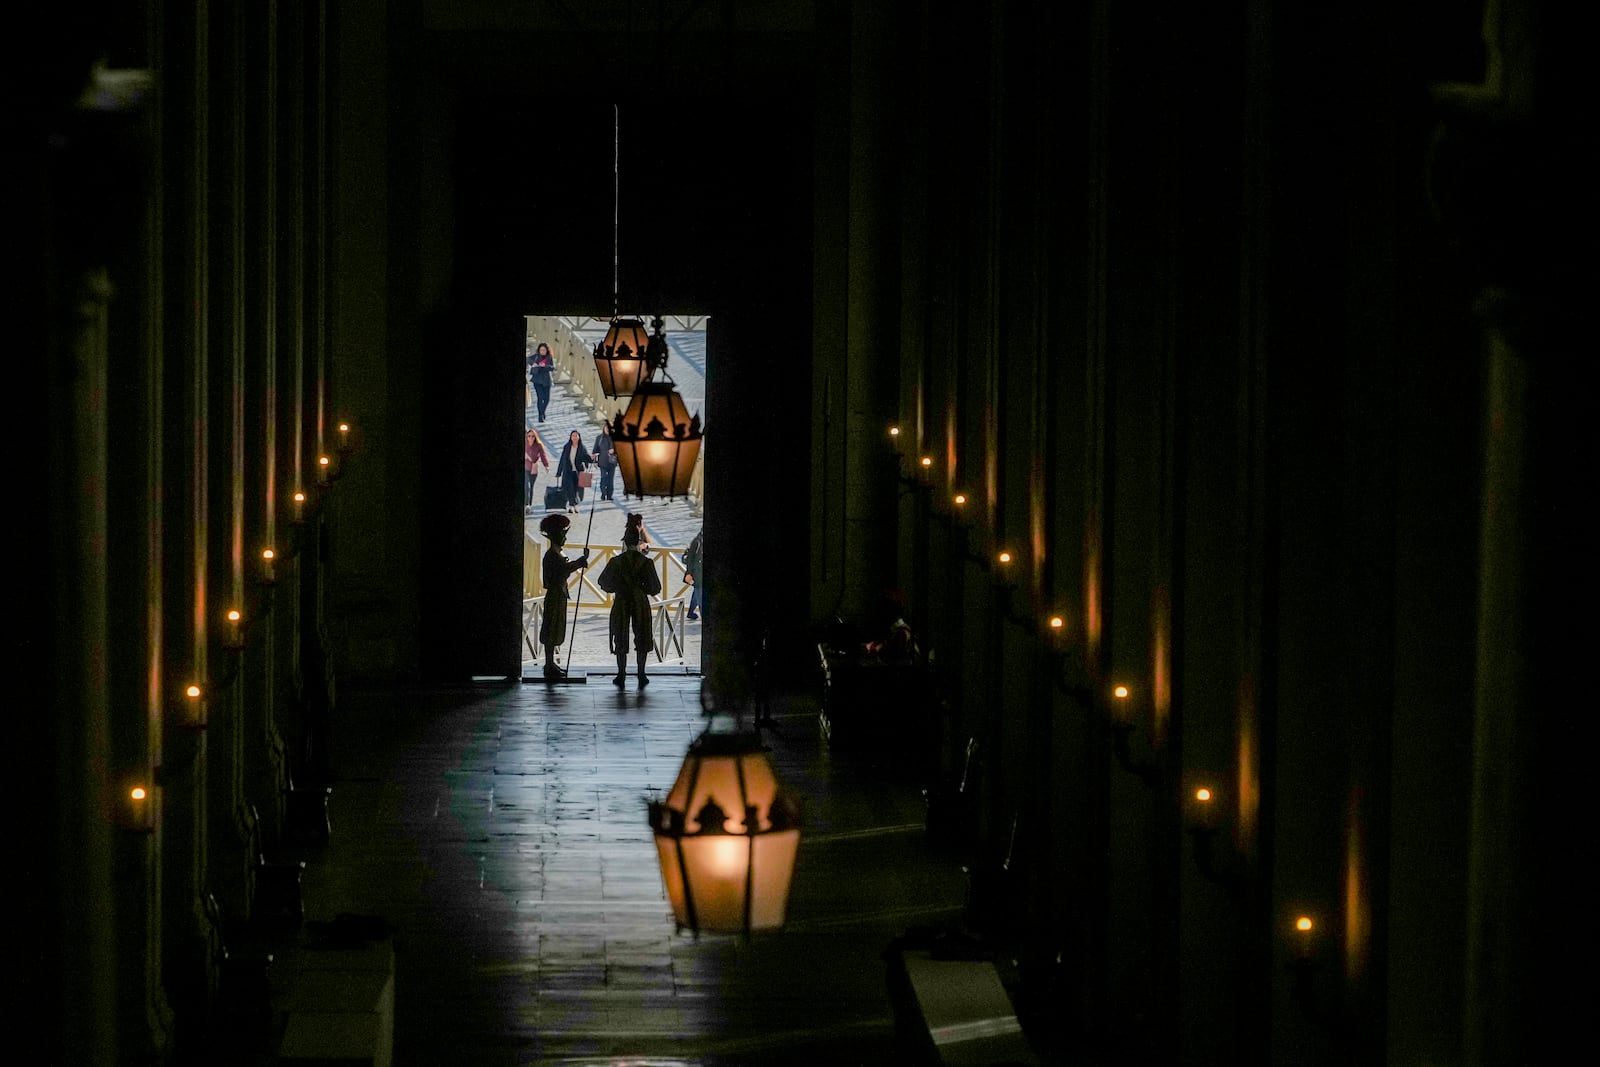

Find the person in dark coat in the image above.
[
  {"left": 592, "top": 426, "right": 618, "bottom": 501},
  {"left": 555, "top": 429, "right": 593, "bottom": 513},
  {"left": 528, "top": 342, "right": 555, "bottom": 423},
  {"left": 597, "top": 513, "right": 662, "bottom": 687},
  {"left": 537, "top": 513, "right": 588, "bottom": 678},
  {"left": 684, "top": 527, "right": 704, "bottom": 620}
]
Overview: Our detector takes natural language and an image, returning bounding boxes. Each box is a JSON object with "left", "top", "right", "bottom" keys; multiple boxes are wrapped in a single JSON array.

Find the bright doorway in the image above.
[{"left": 519, "top": 314, "right": 707, "bottom": 679}]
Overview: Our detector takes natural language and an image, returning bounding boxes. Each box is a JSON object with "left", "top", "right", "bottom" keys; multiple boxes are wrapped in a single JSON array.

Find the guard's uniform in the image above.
[{"left": 598, "top": 548, "right": 662, "bottom": 654}]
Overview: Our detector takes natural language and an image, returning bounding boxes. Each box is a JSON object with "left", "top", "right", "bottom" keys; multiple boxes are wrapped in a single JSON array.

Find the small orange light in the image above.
[
  {"left": 1195, "top": 787, "right": 1212, "bottom": 803},
  {"left": 920, "top": 456, "right": 933, "bottom": 468},
  {"left": 1113, "top": 685, "right": 1129, "bottom": 699},
  {"left": 130, "top": 787, "right": 147, "bottom": 801},
  {"left": 997, "top": 551, "right": 1012, "bottom": 564},
  {"left": 226, "top": 609, "right": 241, "bottom": 623},
  {"left": 293, "top": 491, "right": 306, "bottom": 504},
  {"left": 186, "top": 684, "right": 201, "bottom": 699},
  {"left": 262, "top": 548, "right": 275, "bottom": 561},
  {"left": 1296, "top": 916, "right": 1313, "bottom": 933},
  {"left": 338, "top": 422, "right": 350, "bottom": 434},
  {"left": 953, "top": 493, "right": 967, "bottom": 505},
  {"left": 319, "top": 455, "right": 331, "bottom": 467},
  {"left": 888, "top": 425, "right": 900, "bottom": 437},
  {"left": 1049, "top": 616, "right": 1064, "bottom": 629}
]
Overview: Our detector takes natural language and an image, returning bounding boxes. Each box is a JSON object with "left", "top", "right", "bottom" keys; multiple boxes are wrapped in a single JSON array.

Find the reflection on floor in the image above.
[{"left": 291, "top": 674, "right": 968, "bottom": 1065}]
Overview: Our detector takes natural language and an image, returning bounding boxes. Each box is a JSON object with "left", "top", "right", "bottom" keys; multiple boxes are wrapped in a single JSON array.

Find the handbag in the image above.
[{"left": 576, "top": 471, "right": 593, "bottom": 488}]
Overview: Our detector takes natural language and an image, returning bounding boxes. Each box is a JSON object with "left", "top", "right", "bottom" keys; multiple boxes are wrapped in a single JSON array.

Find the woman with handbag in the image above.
[{"left": 555, "top": 428, "right": 593, "bottom": 513}]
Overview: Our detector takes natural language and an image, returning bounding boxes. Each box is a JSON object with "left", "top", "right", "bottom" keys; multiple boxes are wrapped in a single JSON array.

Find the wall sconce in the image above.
[
  {"left": 1285, "top": 910, "right": 1344, "bottom": 1037},
  {"left": 120, "top": 780, "right": 155, "bottom": 833},
  {"left": 1186, "top": 781, "right": 1245, "bottom": 896},
  {"left": 290, "top": 490, "right": 307, "bottom": 524},
  {"left": 336, "top": 420, "right": 353, "bottom": 452},
  {"left": 1048, "top": 615, "right": 1065, "bottom": 632},
  {"left": 648, "top": 730, "right": 801, "bottom": 936},
  {"left": 919, "top": 456, "right": 933, "bottom": 472},
  {"left": 888, "top": 425, "right": 901, "bottom": 439},
  {"left": 223, "top": 608, "right": 244, "bottom": 650},
  {"left": 260, "top": 547, "right": 276, "bottom": 585},
  {"left": 1108, "top": 683, "right": 1161, "bottom": 790},
  {"left": 180, "top": 683, "right": 206, "bottom": 729},
  {"left": 953, "top": 492, "right": 967, "bottom": 507}
]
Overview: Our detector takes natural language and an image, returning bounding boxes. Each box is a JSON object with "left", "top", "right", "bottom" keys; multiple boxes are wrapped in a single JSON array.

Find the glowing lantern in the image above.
[
  {"left": 592, "top": 317, "right": 655, "bottom": 398},
  {"left": 649, "top": 732, "right": 800, "bottom": 935},
  {"left": 609, "top": 381, "right": 704, "bottom": 499}
]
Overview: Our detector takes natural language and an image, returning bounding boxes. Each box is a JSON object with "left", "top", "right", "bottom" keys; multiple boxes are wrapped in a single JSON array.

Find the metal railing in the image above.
[{"left": 522, "top": 537, "right": 693, "bottom": 664}]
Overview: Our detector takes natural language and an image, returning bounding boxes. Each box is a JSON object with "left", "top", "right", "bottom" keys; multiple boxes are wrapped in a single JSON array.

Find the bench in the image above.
[
  {"left": 888, "top": 944, "right": 1040, "bottom": 1066},
  {"left": 278, "top": 937, "right": 395, "bottom": 1067}
]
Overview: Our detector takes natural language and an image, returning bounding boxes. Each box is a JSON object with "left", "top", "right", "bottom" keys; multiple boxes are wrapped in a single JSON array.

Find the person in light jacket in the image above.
[{"left": 524, "top": 428, "right": 550, "bottom": 514}]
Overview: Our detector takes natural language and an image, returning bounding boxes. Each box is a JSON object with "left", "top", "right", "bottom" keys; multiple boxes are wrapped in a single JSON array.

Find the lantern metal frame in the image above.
[
  {"left": 592, "top": 315, "right": 658, "bottom": 399},
  {"left": 648, "top": 729, "right": 800, "bottom": 936},
  {"left": 608, "top": 364, "right": 704, "bottom": 500}
]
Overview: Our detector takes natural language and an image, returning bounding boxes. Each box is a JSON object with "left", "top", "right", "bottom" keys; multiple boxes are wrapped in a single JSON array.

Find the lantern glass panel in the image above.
[
  {"left": 680, "top": 835, "right": 752, "bottom": 932},
  {"left": 749, "top": 828, "right": 800, "bottom": 929},
  {"left": 654, "top": 836, "right": 691, "bottom": 926}
]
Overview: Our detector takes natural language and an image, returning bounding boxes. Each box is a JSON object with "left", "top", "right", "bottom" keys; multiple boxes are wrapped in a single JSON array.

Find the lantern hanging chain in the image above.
[{"left": 613, "top": 103, "right": 620, "bottom": 321}]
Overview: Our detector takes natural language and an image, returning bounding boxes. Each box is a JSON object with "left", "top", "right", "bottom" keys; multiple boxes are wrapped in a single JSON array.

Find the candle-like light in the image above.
[
  {"left": 1113, "top": 684, "right": 1130, "bottom": 700},
  {"left": 1195, "top": 787, "right": 1212, "bottom": 803},
  {"left": 226, "top": 609, "right": 241, "bottom": 623},
  {"left": 953, "top": 493, "right": 967, "bottom": 506},
  {"left": 337, "top": 421, "right": 351, "bottom": 448},
  {"left": 997, "top": 551, "right": 1012, "bottom": 564},
  {"left": 1049, "top": 615, "right": 1065, "bottom": 630},
  {"left": 920, "top": 456, "right": 933, "bottom": 469},
  {"left": 130, "top": 786, "right": 147, "bottom": 801},
  {"left": 318, "top": 454, "right": 331, "bottom": 481},
  {"left": 888, "top": 425, "right": 900, "bottom": 438},
  {"left": 1296, "top": 915, "right": 1313, "bottom": 933},
  {"left": 186, "top": 684, "right": 202, "bottom": 699},
  {"left": 262, "top": 548, "right": 275, "bottom": 561}
]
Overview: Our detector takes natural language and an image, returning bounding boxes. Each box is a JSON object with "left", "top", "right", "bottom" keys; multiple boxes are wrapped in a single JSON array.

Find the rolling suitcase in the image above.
[{"left": 544, "top": 486, "right": 566, "bottom": 510}]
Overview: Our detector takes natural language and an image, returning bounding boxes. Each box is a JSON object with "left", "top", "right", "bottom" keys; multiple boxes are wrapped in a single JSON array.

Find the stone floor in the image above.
[{"left": 288, "top": 674, "right": 971, "bottom": 1065}]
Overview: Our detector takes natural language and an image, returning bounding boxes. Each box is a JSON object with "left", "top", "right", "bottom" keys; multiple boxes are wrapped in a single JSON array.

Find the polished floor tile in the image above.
[{"left": 292, "top": 677, "right": 967, "bottom": 1065}]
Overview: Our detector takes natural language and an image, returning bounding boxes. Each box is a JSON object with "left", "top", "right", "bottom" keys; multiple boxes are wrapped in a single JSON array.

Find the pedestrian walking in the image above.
[
  {"left": 528, "top": 342, "right": 555, "bottom": 423},
  {"left": 537, "top": 514, "right": 588, "bottom": 678},
  {"left": 598, "top": 513, "right": 662, "bottom": 687},
  {"left": 593, "top": 425, "right": 618, "bottom": 501},
  {"left": 555, "top": 429, "right": 593, "bottom": 513},
  {"left": 684, "top": 527, "right": 704, "bottom": 620},
  {"left": 524, "top": 428, "right": 550, "bottom": 514}
]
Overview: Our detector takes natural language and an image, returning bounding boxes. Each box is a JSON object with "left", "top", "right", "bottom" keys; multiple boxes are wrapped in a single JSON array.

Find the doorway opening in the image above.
[{"left": 520, "top": 314, "right": 708, "bottom": 680}]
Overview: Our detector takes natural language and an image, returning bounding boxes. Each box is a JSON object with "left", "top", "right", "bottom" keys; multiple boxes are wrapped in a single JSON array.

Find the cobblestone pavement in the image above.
[{"left": 523, "top": 324, "right": 707, "bottom": 678}]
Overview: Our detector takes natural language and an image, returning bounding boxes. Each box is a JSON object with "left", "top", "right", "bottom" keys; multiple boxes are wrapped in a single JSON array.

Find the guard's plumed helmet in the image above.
[{"left": 623, "top": 513, "right": 645, "bottom": 546}]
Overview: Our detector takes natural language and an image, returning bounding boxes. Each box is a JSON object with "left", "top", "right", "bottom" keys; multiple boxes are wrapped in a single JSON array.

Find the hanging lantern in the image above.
[
  {"left": 649, "top": 732, "right": 800, "bottom": 935},
  {"left": 593, "top": 316, "right": 654, "bottom": 398},
  {"left": 609, "top": 380, "right": 704, "bottom": 499}
]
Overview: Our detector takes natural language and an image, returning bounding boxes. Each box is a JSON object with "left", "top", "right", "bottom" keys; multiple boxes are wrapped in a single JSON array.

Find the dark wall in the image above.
[{"left": 418, "top": 86, "right": 817, "bottom": 683}]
